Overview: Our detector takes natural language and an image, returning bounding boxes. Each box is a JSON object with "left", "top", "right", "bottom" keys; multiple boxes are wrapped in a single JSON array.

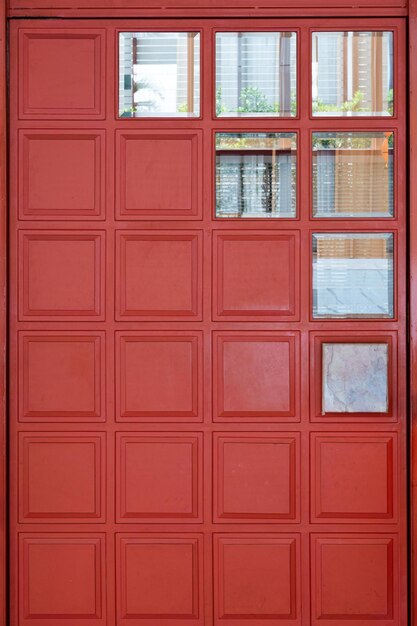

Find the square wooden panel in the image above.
[
  {"left": 116, "top": 332, "right": 202, "bottom": 422},
  {"left": 116, "top": 130, "right": 202, "bottom": 220},
  {"left": 311, "top": 433, "right": 397, "bottom": 523},
  {"left": 19, "top": 29, "right": 104, "bottom": 118},
  {"left": 19, "top": 534, "right": 105, "bottom": 625},
  {"left": 116, "top": 231, "right": 202, "bottom": 320},
  {"left": 311, "top": 534, "right": 398, "bottom": 625},
  {"left": 18, "top": 130, "right": 105, "bottom": 219},
  {"left": 116, "top": 534, "right": 203, "bottom": 625},
  {"left": 116, "top": 433, "right": 202, "bottom": 523},
  {"left": 213, "top": 231, "right": 299, "bottom": 320},
  {"left": 214, "top": 534, "right": 300, "bottom": 625},
  {"left": 19, "top": 332, "right": 105, "bottom": 422},
  {"left": 19, "top": 433, "right": 105, "bottom": 523},
  {"left": 213, "top": 433, "right": 299, "bottom": 522},
  {"left": 310, "top": 332, "right": 397, "bottom": 422},
  {"left": 213, "top": 332, "right": 299, "bottom": 422},
  {"left": 19, "top": 231, "right": 105, "bottom": 320}
]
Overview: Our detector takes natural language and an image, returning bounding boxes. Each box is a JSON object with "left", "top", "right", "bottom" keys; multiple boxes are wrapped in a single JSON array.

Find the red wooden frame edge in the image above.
[
  {"left": 0, "top": 2, "right": 6, "bottom": 624},
  {"left": 0, "top": 4, "right": 414, "bottom": 625},
  {"left": 5, "top": 2, "right": 409, "bottom": 18},
  {"left": 410, "top": 3, "right": 417, "bottom": 625}
]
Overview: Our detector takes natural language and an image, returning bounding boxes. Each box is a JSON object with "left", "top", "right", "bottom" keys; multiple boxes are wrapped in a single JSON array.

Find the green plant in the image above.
[
  {"left": 312, "top": 90, "right": 370, "bottom": 114},
  {"left": 120, "top": 107, "right": 137, "bottom": 117},
  {"left": 341, "top": 90, "right": 368, "bottom": 112},
  {"left": 237, "top": 86, "right": 276, "bottom": 113},
  {"left": 216, "top": 86, "right": 297, "bottom": 116},
  {"left": 387, "top": 88, "right": 394, "bottom": 115},
  {"left": 216, "top": 85, "right": 297, "bottom": 116},
  {"left": 216, "top": 87, "right": 229, "bottom": 115}
]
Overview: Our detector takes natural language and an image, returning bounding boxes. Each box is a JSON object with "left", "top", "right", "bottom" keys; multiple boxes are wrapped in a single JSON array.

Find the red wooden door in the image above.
[{"left": 8, "top": 17, "right": 408, "bottom": 625}]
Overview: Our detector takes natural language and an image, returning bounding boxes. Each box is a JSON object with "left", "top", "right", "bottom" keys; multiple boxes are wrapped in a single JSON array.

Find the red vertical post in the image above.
[
  {"left": 410, "top": 1, "right": 417, "bottom": 623},
  {"left": 0, "top": 1, "right": 6, "bottom": 624}
]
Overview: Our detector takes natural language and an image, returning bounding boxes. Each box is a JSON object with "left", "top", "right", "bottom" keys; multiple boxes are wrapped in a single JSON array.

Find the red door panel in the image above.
[
  {"left": 213, "top": 332, "right": 299, "bottom": 420},
  {"left": 116, "top": 231, "right": 203, "bottom": 320},
  {"left": 115, "top": 130, "right": 203, "bottom": 220},
  {"left": 116, "top": 433, "right": 203, "bottom": 523},
  {"left": 19, "top": 432, "right": 106, "bottom": 522},
  {"left": 214, "top": 534, "right": 301, "bottom": 625},
  {"left": 18, "top": 129, "right": 105, "bottom": 220},
  {"left": 19, "top": 230, "right": 105, "bottom": 319},
  {"left": 8, "top": 17, "right": 408, "bottom": 626},
  {"left": 213, "top": 231, "right": 299, "bottom": 320},
  {"left": 213, "top": 433, "right": 300, "bottom": 522},
  {"left": 116, "top": 534, "right": 204, "bottom": 626},
  {"left": 17, "top": 28, "right": 105, "bottom": 119},
  {"left": 311, "top": 534, "right": 398, "bottom": 625}
]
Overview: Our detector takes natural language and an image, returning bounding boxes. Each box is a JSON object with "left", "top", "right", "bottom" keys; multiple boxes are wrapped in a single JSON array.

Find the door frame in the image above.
[
  {"left": 0, "top": 2, "right": 7, "bottom": 623},
  {"left": 0, "top": 1, "right": 416, "bottom": 624},
  {"left": 408, "top": 1, "right": 417, "bottom": 623}
]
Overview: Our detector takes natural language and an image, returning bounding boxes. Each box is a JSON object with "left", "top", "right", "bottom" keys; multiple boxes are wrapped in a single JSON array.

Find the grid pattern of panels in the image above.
[{"left": 8, "top": 18, "right": 408, "bottom": 626}]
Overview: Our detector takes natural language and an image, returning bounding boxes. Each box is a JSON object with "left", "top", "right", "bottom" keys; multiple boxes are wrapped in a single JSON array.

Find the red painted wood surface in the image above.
[
  {"left": 6, "top": 1, "right": 409, "bottom": 18},
  {"left": 409, "top": 3, "right": 417, "bottom": 624},
  {"left": 7, "top": 15, "right": 409, "bottom": 626},
  {"left": 0, "top": 3, "right": 6, "bottom": 626}
]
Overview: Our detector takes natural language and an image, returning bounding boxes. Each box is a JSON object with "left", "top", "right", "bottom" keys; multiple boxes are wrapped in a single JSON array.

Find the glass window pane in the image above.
[
  {"left": 216, "top": 32, "right": 297, "bottom": 117},
  {"left": 312, "top": 233, "right": 394, "bottom": 318},
  {"left": 119, "top": 32, "right": 200, "bottom": 117},
  {"left": 322, "top": 343, "right": 388, "bottom": 413},
  {"left": 216, "top": 133, "right": 297, "bottom": 218},
  {"left": 312, "top": 132, "right": 394, "bottom": 217},
  {"left": 312, "top": 31, "right": 393, "bottom": 117}
]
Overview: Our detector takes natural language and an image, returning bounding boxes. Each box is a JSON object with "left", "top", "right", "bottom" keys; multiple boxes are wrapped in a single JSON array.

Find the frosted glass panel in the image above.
[
  {"left": 216, "top": 133, "right": 297, "bottom": 218},
  {"left": 322, "top": 343, "right": 388, "bottom": 413},
  {"left": 216, "top": 32, "right": 297, "bottom": 117},
  {"left": 312, "top": 132, "right": 394, "bottom": 217},
  {"left": 312, "top": 31, "right": 393, "bottom": 117},
  {"left": 119, "top": 32, "right": 200, "bottom": 117},
  {"left": 312, "top": 233, "right": 394, "bottom": 318}
]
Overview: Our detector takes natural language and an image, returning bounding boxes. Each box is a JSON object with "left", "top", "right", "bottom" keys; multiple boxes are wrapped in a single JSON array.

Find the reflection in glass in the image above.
[
  {"left": 119, "top": 32, "right": 200, "bottom": 117},
  {"left": 322, "top": 343, "right": 388, "bottom": 413},
  {"left": 312, "top": 233, "right": 394, "bottom": 318},
  {"left": 216, "top": 133, "right": 297, "bottom": 218},
  {"left": 216, "top": 32, "right": 297, "bottom": 117},
  {"left": 312, "top": 31, "right": 393, "bottom": 116},
  {"left": 312, "top": 132, "right": 394, "bottom": 217}
]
